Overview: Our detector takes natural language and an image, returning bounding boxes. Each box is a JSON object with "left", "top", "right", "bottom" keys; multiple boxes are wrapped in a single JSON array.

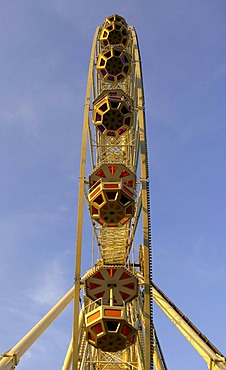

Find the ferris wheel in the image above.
[
  {"left": 71, "top": 13, "right": 152, "bottom": 369},
  {"left": 1, "top": 14, "right": 226, "bottom": 370}
]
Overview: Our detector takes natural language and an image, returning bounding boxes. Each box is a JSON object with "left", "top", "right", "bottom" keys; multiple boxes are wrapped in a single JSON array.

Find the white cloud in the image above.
[{"left": 30, "top": 256, "right": 68, "bottom": 306}]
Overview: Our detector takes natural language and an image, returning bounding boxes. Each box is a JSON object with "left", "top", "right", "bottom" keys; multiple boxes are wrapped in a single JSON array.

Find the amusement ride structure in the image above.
[{"left": 1, "top": 14, "right": 226, "bottom": 370}]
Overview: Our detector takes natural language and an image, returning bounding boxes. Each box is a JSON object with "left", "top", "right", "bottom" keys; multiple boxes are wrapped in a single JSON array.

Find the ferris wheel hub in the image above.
[{"left": 84, "top": 265, "right": 139, "bottom": 303}]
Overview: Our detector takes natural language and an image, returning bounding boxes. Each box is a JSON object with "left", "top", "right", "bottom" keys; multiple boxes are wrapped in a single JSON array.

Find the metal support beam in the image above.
[
  {"left": 0, "top": 287, "right": 74, "bottom": 370},
  {"left": 153, "top": 329, "right": 168, "bottom": 370},
  {"left": 72, "top": 27, "right": 100, "bottom": 370},
  {"left": 62, "top": 339, "right": 73, "bottom": 370},
  {"left": 131, "top": 27, "right": 153, "bottom": 370},
  {"left": 153, "top": 345, "right": 165, "bottom": 370},
  {"left": 152, "top": 282, "right": 226, "bottom": 370}
]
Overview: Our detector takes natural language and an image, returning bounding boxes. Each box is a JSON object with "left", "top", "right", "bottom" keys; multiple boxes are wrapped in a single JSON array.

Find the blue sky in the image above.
[{"left": 0, "top": 0, "right": 226, "bottom": 369}]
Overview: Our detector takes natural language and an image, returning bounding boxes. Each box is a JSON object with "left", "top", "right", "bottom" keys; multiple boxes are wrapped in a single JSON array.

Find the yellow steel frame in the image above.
[
  {"left": 0, "top": 287, "right": 74, "bottom": 370},
  {"left": 1, "top": 17, "right": 226, "bottom": 370},
  {"left": 152, "top": 283, "right": 226, "bottom": 370},
  {"left": 70, "top": 22, "right": 153, "bottom": 370},
  {"left": 71, "top": 26, "right": 100, "bottom": 370}
]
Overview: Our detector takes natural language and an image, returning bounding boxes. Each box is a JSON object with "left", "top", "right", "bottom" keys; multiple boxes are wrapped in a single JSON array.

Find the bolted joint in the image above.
[{"left": 1, "top": 352, "right": 19, "bottom": 367}]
